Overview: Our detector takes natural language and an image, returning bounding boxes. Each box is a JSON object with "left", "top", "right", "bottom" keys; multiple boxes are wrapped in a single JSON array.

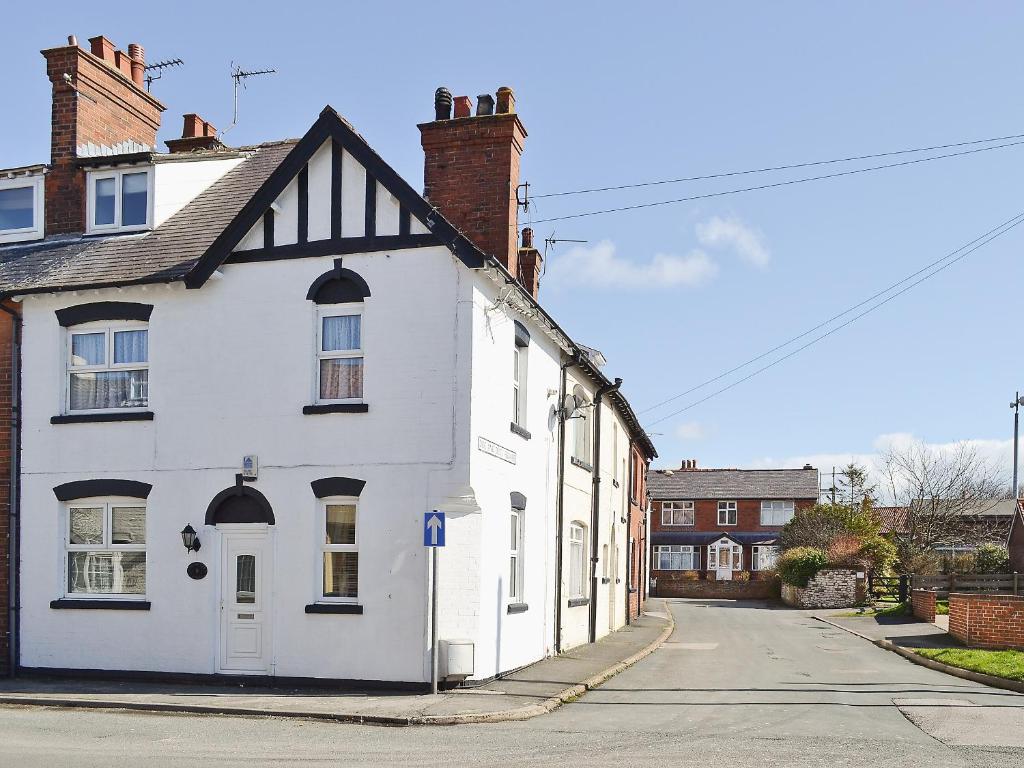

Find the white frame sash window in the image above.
[
  {"left": 760, "top": 500, "right": 795, "bottom": 526},
  {"left": 66, "top": 321, "right": 149, "bottom": 413},
  {"left": 661, "top": 501, "right": 695, "bottom": 526},
  {"left": 568, "top": 522, "right": 587, "bottom": 599},
  {"left": 717, "top": 500, "right": 738, "bottom": 526},
  {"left": 65, "top": 499, "right": 146, "bottom": 598},
  {"left": 654, "top": 544, "right": 698, "bottom": 570},
  {"left": 86, "top": 167, "right": 154, "bottom": 234},
  {"left": 510, "top": 508, "right": 523, "bottom": 601},
  {"left": 571, "top": 386, "right": 592, "bottom": 464},
  {"left": 320, "top": 497, "right": 358, "bottom": 601},
  {"left": 752, "top": 545, "right": 780, "bottom": 571},
  {"left": 316, "top": 305, "right": 364, "bottom": 404},
  {"left": 0, "top": 175, "right": 44, "bottom": 244}
]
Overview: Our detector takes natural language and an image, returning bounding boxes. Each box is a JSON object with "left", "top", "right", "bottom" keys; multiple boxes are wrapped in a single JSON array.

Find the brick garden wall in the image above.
[
  {"left": 911, "top": 589, "right": 937, "bottom": 623},
  {"left": 948, "top": 593, "right": 1024, "bottom": 650},
  {"left": 781, "top": 569, "right": 862, "bottom": 609},
  {"left": 654, "top": 571, "right": 780, "bottom": 600}
]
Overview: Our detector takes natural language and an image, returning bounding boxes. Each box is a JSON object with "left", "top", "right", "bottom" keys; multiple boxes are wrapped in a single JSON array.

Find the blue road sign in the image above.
[{"left": 424, "top": 511, "right": 446, "bottom": 547}]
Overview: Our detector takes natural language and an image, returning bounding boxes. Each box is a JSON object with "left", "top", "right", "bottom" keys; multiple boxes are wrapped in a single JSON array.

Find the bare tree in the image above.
[{"left": 877, "top": 440, "right": 1008, "bottom": 570}]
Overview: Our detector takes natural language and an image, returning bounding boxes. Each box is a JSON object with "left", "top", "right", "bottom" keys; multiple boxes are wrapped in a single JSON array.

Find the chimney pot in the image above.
[
  {"left": 521, "top": 227, "right": 533, "bottom": 249},
  {"left": 433, "top": 87, "right": 452, "bottom": 120},
  {"left": 496, "top": 86, "right": 515, "bottom": 114},
  {"left": 127, "top": 43, "right": 145, "bottom": 87},
  {"left": 182, "top": 113, "right": 203, "bottom": 138},
  {"left": 68, "top": 35, "right": 78, "bottom": 46},
  {"left": 453, "top": 95, "right": 472, "bottom": 119},
  {"left": 476, "top": 94, "right": 495, "bottom": 116},
  {"left": 88, "top": 35, "right": 116, "bottom": 64},
  {"left": 803, "top": 463, "right": 814, "bottom": 470}
]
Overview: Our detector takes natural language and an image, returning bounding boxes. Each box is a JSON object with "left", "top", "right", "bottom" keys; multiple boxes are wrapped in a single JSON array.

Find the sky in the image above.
[{"left": 2, "top": 2, "right": 1021, "bottom": 479}]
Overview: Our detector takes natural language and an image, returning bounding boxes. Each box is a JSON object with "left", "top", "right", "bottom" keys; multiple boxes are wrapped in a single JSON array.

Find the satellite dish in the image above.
[{"left": 562, "top": 393, "right": 580, "bottom": 418}]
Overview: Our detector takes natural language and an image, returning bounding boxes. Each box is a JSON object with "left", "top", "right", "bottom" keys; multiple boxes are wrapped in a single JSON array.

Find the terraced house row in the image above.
[{"left": 0, "top": 32, "right": 656, "bottom": 686}]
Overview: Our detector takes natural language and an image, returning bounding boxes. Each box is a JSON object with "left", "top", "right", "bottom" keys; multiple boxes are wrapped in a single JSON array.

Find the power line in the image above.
[
  {"left": 643, "top": 210, "right": 1024, "bottom": 428},
  {"left": 525, "top": 139, "right": 1024, "bottom": 226},
  {"left": 638, "top": 209, "right": 1024, "bottom": 415},
  {"left": 534, "top": 131, "right": 1024, "bottom": 199}
]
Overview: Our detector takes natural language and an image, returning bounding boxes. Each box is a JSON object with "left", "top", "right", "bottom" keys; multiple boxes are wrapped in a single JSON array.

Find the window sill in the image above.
[
  {"left": 50, "top": 599, "right": 150, "bottom": 610},
  {"left": 51, "top": 411, "right": 154, "bottom": 424},
  {"left": 567, "top": 597, "right": 590, "bottom": 608},
  {"left": 509, "top": 422, "right": 531, "bottom": 440},
  {"left": 304, "top": 603, "right": 363, "bottom": 614},
  {"left": 570, "top": 457, "right": 593, "bottom": 472},
  {"left": 302, "top": 403, "right": 369, "bottom": 415},
  {"left": 506, "top": 602, "right": 529, "bottom": 614}
]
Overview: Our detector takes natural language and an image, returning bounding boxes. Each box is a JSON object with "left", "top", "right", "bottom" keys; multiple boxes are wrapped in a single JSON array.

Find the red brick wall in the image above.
[
  {"left": 41, "top": 41, "right": 165, "bottom": 234},
  {"left": 627, "top": 446, "right": 648, "bottom": 621},
  {"left": 654, "top": 573, "right": 780, "bottom": 600},
  {"left": 911, "top": 589, "right": 937, "bottom": 623},
  {"left": 0, "top": 304, "right": 16, "bottom": 675},
  {"left": 948, "top": 593, "right": 1024, "bottom": 650},
  {"left": 419, "top": 111, "right": 525, "bottom": 276},
  {"left": 650, "top": 497, "right": 816, "bottom": 535}
]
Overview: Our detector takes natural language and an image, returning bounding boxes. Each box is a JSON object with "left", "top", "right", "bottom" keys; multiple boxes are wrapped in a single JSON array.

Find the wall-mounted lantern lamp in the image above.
[{"left": 181, "top": 524, "right": 201, "bottom": 553}]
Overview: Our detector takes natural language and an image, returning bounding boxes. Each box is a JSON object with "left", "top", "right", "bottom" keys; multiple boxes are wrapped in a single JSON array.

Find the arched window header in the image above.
[
  {"left": 311, "top": 477, "right": 366, "bottom": 498},
  {"left": 56, "top": 302, "right": 153, "bottom": 327},
  {"left": 511, "top": 491, "right": 527, "bottom": 510},
  {"left": 53, "top": 479, "right": 152, "bottom": 501},
  {"left": 307, "top": 258, "right": 371, "bottom": 304},
  {"left": 205, "top": 478, "right": 275, "bottom": 525}
]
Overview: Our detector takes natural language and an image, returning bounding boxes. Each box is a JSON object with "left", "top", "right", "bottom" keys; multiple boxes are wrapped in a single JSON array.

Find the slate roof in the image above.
[
  {"left": 0, "top": 141, "right": 296, "bottom": 295},
  {"left": 647, "top": 468, "right": 819, "bottom": 500}
]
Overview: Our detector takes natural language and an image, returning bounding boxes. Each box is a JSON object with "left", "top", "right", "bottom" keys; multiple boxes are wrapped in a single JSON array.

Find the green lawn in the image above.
[
  {"left": 833, "top": 602, "right": 909, "bottom": 618},
  {"left": 915, "top": 648, "right": 1024, "bottom": 682}
]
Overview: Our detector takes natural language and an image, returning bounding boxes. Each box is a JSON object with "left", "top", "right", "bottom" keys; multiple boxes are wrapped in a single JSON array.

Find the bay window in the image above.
[
  {"left": 654, "top": 545, "right": 698, "bottom": 570},
  {"left": 752, "top": 545, "right": 780, "bottom": 571},
  {"left": 317, "top": 306, "right": 364, "bottom": 402},
  {"left": 321, "top": 498, "right": 358, "bottom": 600},
  {"left": 67, "top": 323, "right": 149, "bottom": 412},
  {"left": 761, "top": 500, "right": 795, "bottom": 526},
  {"left": 66, "top": 500, "right": 146, "bottom": 597}
]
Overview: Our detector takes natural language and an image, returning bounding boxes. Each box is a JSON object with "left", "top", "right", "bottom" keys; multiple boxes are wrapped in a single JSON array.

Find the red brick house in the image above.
[{"left": 647, "top": 462, "right": 818, "bottom": 598}]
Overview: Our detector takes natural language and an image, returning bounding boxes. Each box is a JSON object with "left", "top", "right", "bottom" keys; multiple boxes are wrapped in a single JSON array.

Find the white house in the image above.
[{"left": 0, "top": 34, "right": 655, "bottom": 686}]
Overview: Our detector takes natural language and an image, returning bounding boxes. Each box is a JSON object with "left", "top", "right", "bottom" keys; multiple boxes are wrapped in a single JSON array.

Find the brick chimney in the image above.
[
  {"left": 419, "top": 86, "right": 526, "bottom": 277},
  {"left": 41, "top": 35, "right": 165, "bottom": 234},
  {"left": 165, "top": 113, "right": 224, "bottom": 153},
  {"left": 517, "top": 227, "right": 543, "bottom": 299}
]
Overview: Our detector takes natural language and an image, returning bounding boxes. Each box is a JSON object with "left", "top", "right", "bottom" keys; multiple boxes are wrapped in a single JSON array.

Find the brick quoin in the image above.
[
  {"left": 0, "top": 302, "right": 16, "bottom": 676},
  {"left": 41, "top": 35, "right": 165, "bottom": 235}
]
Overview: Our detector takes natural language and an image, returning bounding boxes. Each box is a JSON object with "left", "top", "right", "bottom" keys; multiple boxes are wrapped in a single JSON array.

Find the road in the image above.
[{"left": 2, "top": 600, "right": 1023, "bottom": 767}]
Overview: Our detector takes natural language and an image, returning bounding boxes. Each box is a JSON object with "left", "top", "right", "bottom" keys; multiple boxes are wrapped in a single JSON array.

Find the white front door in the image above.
[
  {"left": 716, "top": 544, "right": 733, "bottom": 581},
  {"left": 219, "top": 528, "right": 272, "bottom": 674}
]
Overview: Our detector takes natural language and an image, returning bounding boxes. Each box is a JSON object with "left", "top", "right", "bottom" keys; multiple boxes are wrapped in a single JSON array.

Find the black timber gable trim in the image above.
[
  {"left": 231, "top": 234, "right": 435, "bottom": 266},
  {"left": 53, "top": 479, "right": 152, "bottom": 501},
  {"left": 183, "top": 106, "right": 486, "bottom": 288},
  {"left": 56, "top": 302, "right": 153, "bottom": 327}
]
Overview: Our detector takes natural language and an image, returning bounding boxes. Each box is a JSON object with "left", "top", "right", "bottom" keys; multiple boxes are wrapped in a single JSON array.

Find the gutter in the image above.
[
  {"left": 0, "top": 303, "right": 20, "bottom": 677},
  {"left": 589, "top": 377, "right": 622, "bottom": 645}
]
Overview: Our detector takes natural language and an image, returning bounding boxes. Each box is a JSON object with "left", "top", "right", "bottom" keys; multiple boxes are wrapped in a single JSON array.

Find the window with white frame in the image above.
[
  {"left": 752, "top": 545, "right": 780, "bottom": 571},
  {"left": 509, "top": 507, "right": 523, "bottom": 600},
  {"left": 571, "top": 386, "right": 592, "bottom": 464},
  {"left": 707, "top": 541, "right": 742, "bottom": 571},
  {"left": 760, "top": 500, "right": 795, "bottom": 526},
  {"left": 717, "top": 500, "right": 737, "bottom": 526},
  {"left": 321, "top": 498, "right": 358, "bottom": 599},
  {"left": 66, "top": 500, "right": 146, "bottom": 597},
  {"left": 67, "top": 323, "right": 149, "bottom": 412},
  {"left": 568, "top": 522, "right": 587, "bottom": 599},
  {"left": 0, "top": 175, "right": 44, "bottom": 244},
  {"left": 654, "top": 545, "right": 698, "bottom": 570},
  {"left": 317, "top": 306, "right": 364, "bottom": 402},
  {"left": 87, "top": 168, "right": 152, "bottom": 233},
  {"left": 512, "top": 341, "right": 528, "bottom": 428},
  {"left": 661, "top": 501, "right": 695, "bottom": 526}
]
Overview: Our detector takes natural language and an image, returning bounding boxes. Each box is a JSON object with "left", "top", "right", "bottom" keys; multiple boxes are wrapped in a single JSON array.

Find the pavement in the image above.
[
  {"left": 821, "top": 612, "right": 954, "bottom": 649},
  {"left": 0, "top": 603, "right": 672, "bottom": 725},
  {"left": 3, "top": 599, "right": 1024, "bottom": 767}
]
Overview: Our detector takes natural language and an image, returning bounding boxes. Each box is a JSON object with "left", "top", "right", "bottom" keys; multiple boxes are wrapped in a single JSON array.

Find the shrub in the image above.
[
  {"left": 778, "top": 547, "right": 829, "bottom": 587},
  {"left": 973, "top": 544, "right": 1010, "bottom": 574}
]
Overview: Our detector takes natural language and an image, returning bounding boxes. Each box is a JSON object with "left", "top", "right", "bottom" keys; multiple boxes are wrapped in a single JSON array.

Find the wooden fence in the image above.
[{"left": 911, "top": 573, "right": 1022, "bottom": 597}]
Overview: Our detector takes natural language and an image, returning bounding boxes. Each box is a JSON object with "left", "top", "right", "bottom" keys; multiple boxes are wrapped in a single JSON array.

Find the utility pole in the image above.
[{"left": 1013, "top": 392, "right": 1024, "bottom": 498}]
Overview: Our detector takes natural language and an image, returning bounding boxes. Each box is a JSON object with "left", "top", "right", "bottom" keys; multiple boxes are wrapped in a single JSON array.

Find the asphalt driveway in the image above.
[{"left": 2, "top": 599, "right": 1023, "bottom": 767}]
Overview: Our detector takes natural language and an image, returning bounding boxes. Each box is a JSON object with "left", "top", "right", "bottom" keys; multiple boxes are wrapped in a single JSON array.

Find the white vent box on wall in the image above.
[{"left": 441, "top": 638, "right": 475, "bottom": 681}]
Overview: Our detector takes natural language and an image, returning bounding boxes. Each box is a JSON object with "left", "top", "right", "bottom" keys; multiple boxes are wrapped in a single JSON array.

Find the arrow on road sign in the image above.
[{"left": 424, "top": 511, "right": 446, "bottom": 547}]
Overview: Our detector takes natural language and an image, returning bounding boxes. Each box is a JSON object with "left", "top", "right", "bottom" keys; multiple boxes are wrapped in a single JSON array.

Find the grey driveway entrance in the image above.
[{"left": 2, "top": 599, "right": 1023, "bottom": 767}]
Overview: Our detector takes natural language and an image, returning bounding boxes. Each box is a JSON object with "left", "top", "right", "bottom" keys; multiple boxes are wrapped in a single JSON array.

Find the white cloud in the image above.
[
  {"left": 696, "top": 216, "right": 771, "bottom": 268},
  {"left": 545, "top": 240, "right": 717, "bottom": 290},
  {"left": 675, "top": 421, "right": 707, "bottom": 441}
]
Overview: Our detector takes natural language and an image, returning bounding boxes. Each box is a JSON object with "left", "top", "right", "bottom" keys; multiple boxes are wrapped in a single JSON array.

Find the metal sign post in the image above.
[{"left": 424, "top": 511, "right": 446, "bottom": 694}]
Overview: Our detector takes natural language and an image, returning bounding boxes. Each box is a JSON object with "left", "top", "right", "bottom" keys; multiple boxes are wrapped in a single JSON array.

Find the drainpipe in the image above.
[
  {"left": 553, "top": 353, "right": 578, "bottom": 654},
  {"left": 0, "top": 303, "right": 21, "bottom": 677},
  {"left": 589, "top": 377, "right": 622, "bottom": 645}
]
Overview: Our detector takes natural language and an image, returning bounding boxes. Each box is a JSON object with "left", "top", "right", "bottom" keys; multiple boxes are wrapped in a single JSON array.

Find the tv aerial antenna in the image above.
[
  {"left": 542, "top": 233, "right": 588, "bottom": 275},
  {"left": 221, "top": 63, "right": 277, "bottom": 138},
  {"left": 143, "top": 58, "right": 183, "bottom": 92}
]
